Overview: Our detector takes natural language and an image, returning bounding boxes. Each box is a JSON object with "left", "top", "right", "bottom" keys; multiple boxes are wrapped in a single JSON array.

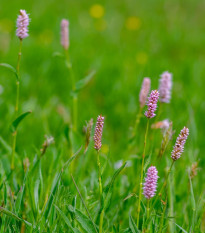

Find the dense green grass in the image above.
[{"left": 0, "top": 0, "right": 204, "bottom": 232}]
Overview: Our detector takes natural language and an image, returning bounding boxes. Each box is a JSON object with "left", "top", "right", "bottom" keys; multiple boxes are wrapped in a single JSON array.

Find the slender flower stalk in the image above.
[
  {"left": 136, "top": 120, "right": 149, "bottom": 228},
  {"left": 94, "top": 115, "right": 105, "bottom": 233},
  {"left": 159, "top": 71, "right": 172, "bottom": 103},
  {"left": 61, "top": 19, "right": 78, "bottom": 132},
  {"left": 137, "top": 91, "right": 159, "bottom": 227},
  {"left": 11, "top": 10, "right": 30, "bottom": 170}
]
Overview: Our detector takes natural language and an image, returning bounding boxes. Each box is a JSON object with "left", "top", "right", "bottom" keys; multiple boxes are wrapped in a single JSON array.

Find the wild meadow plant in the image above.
[
  {"left": 12, "top": 10, "right": 30, "bottom": 170},
  {"left": 0, "top": 9, "right": 202, "bottom": 233},
  {"left": 94, "top": 115, "right": 105, "bottom": 233}
]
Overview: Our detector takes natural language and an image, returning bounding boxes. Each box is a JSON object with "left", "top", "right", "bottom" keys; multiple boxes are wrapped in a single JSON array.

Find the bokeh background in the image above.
[{"left": 0, "top": 0, "right": 205, "bottom": 229}]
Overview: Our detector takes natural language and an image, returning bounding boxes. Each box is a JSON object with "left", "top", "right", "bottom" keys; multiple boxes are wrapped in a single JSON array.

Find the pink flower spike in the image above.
[
  {"left": 61, "top": 19, "right": 69, "bottom": 50},
  {"left": 94, "top": 115, "right": 104, "bottom": 151},
  {"left": 145, "top": 90, "right": 159, "bottom": 119},
  {"left": 171, "top": 127, "right": 189, "bottom": 161},
  {"left": 139, "top": 77, "right": 151, "bottom": 108},
  {"left": 143, "top": 166, "right": 159, "bottom": 199},
  {"left": 159, "top": 71, "right": 172, "bottom": 103},
  {"left": 16, "top": 10, "right": 30, "bottom": 39}
]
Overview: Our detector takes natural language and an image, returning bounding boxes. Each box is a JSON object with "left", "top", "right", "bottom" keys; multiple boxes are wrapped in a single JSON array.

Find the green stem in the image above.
[
  {"left": 145, "top": 199, "right": 150, "bottom": 232},
  {"left": 11, "top": 39, "right": 22, "bottom": 171},
  {"left": 168, "top": 158, "right": 174, "bottom": 232},
  {"left": 147, "top": 199, "right": 150, "bottom": 220},
  {"left": 137, "top": 120, "right": 149, "bottom": 228},
  {"left": 65, "top": 49, "right": 78, "bottom": 132},
  {"left": 11, "top": 131, "right": 17, "bottom": 170},
  {"left": 97, "top": 150, "right": 104, "bottom": 233},
  {"left": 152, "top": 160, "right": 175, "bottom": 209},
  {"left": 158, "top": 198, "right": 167, "bottom": 233},
  {"left": 133, "top": 107, "right": 143, "bottom": 136}
]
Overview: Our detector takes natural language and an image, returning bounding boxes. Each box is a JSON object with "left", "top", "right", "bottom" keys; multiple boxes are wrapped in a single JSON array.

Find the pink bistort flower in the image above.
[
  {"left": 145, "top": 90, "right": 159, "bottom": 118},
  {"left": 139, "top": 77, "right": 151, "bottom": 108},
  {"left": 159, "top": 71, "right": 172, "bottom": 103},
  {"left": 171, "top": 127, "right": 189, "bottom": 161},
  {"left": 143, "top": 166, "right": 159, "bottom": 199},
  {"left": 94, "top": 115, "right": 104, "bottom": 151},
  {"left": 16, "top": 10, "right": 30, "bottom": 39},
  {"left": 61, "top": 19, "right": 69, "bottom": 50}
]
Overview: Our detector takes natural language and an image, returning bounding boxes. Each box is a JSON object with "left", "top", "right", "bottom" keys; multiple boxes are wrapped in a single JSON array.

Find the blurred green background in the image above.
[
  {"left": 0, "top": 0, "right": 205, "bottom": 230},
  {"left": 0, "top": 0, "right": 204, "bottom": 155}
]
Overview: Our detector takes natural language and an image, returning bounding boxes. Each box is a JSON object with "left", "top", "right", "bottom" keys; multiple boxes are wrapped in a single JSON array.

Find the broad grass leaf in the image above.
[
  {"left": 0, "top": 63, "right": 18, "bottom": 80},
  {"left": 174, "top": 223, "right": 188, "bottom": 233},
  {"left": 189, "top": 175, "right": 196, "bottom": 231},
  {"left": 43, "top": 148, "right": 81, "bottom": 219},
  {"left": 34, "top": 160, "right": 42, "bottom": 214},
  {"left": 104, "top": 162, "right": 127, "bottom": 210},
  {"left": 53, "top": 52, "right": 64, "bottom": 58},
  {"left": 11, "top": 111, "right": 32, "bottom": 133},
  {"left": 129, "top": 213, "right": 140, "bottom": 233},
  {"left": 0, "top": 207, "right": 32, "bottom": 227},
  {"left": 55, "top": 205, "right": 81, "bottom": 233},
  {"left": 75, "top": 70, "right": 96, "bottom": 92},
  {"left": 0, "top": 136, "right": 12, "bottom": 153},
  {"left": 43, "top": 172, "right": 61, "bottom": 220},
  {"left": 15, "top": 170, "right": 28, "bottom": 212},
  {"left": 67, "top": 207, "right": 97, "bottom": 233}
]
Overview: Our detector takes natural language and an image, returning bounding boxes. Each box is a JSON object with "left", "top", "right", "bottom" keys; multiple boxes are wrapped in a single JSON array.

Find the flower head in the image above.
[
  {"left": 94, "top": 115, "right": 104, "bottom": 151},
  {"left": 145, "top": 90, "right": 159, "bottom": 118},
  {"left": 61, "top": 19, "right": 69, "bottom": 50},
  {"left": 40, "top": 135, "right": 55, "bottom": 156},
  {"left": 151, "top": 119, "right": 170, "bottom": 130},
  {"left": 159, "top": 71, "right": 172, "bottom": 103},
  {"left": 171, "top": 127, "right": 189, "bottom": 161},
  {"left": 16, "top": 10, "right": 30, "bottom": 39},
  {"left": 139, "top": 77, "right": 151, "bottom": 108},
  {"left": 143, "top": 166, "right": 159, "bottom": 199}
]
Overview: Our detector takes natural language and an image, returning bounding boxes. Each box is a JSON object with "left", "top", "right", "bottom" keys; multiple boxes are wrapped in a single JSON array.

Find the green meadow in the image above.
[{"left": 0, "top": 0, "right": 204, "bottom": 232}]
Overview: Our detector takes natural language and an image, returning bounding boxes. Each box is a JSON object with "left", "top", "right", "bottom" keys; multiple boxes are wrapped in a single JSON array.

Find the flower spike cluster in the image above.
[
  {"left": 171, "top": 127, "right": 189, "bottom": 161},
  {"left": 159, "top": 71, "right": 172, "bottom": 103},
  {"left": 61, "top": 19, "right": 69, "bottom": 50},
  {"left": 145, "top": 90, "right": 159, "bottom": 118},
  {"left": 16, "top": 10, "right": 30, "bottom": 39},
  {"left": 143, "top": 166, "right": 159, "bottom": 199},
  {"left": 139, "top": 77, "right": 151, "bottom": 108},
  {"left": 94, "top": 115, "right": 104, "bottom": 151}
]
